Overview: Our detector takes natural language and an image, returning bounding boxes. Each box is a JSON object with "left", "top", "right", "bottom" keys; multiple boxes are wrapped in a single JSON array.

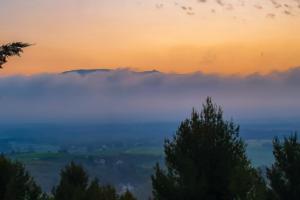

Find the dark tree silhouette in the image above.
[
  {"left": 119, "top": 190, "right": 137, "bottom": 200},
  {"left": 0, "top": 42, "right": 31, "bottom": 68},
  {"left": 152, "top": 97, "right": 267, "bottom": 200},
  {"left": 267, "top": 134, "right": 300, "bottom": 200},
  {"left": 53, "top": 162, "right": 136, "bottom": 200},
  {"left": 85, "top": 179, "right": 103, "bottom": 200},
  {"left": 0, "top": 155, "right": 47, "bottom": 200},
  {"left": 52, "top": 162, "right": 88, "bottom": 200},
  {"left": 86, "top": 178, "right": 119, "bottom": 200}
]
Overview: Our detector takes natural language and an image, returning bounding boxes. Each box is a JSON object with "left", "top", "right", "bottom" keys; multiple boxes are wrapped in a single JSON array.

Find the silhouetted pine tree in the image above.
[
  {"left": 152, "top": 97, "right": 267, "bottom": 200},
  {"left": 86, "top": 179, "right": 103, "bottom": 200},
  {"left": 267, "top": 134, "right": 300, "bottom": 200},
  {"left": 53, "top": 162, "right": 136, "bottom": 200},
  {"left": 86, "top": 178, "right": 119, "bottom": 200},
  {"left": 0, "top": 155, "right": 47, "bottom": 200},
  {"left": 52, "top": 162, "right": 88, "bottom": 200},
  {"left": 119, "top": 190, "right": 137, "bottom": 200}
]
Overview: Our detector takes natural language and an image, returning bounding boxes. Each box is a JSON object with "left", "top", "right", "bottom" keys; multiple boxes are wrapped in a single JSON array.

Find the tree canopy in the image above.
[
  {"left": 52, "top": 162, "right": 89, "bottom": 200},
  {"left": 267, "top": 134, "right": 300, "bottom": 200},
  {"left": 152, "top": 97, "right": 267, "bottom": 200},
  {"left": 0, "top": 155, "right": 47, "bottom": 200},
  {"left": 52, "top": 162, "right": 136, "bottom": 200}
]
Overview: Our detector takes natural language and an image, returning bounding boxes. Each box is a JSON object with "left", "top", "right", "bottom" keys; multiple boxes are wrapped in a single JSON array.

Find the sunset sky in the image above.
[{"left": 1, "top": 0, "right": 300, "bottom": 75}]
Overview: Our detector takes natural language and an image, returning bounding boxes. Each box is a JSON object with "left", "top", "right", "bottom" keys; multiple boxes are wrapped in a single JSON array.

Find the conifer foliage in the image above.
[
  {"left": 52, "top": 162, "right": 136, "bottom": 200},
  {"left": 0, "top": 155, "right": 47, "bottom": 200},
  {"left": 152, "top": 97, "right": 267, "bottom": 200},
  {"left": 267, "top": 134, "right": 300, "bottom": 200},
  {"left": 0, "top": 42, "right": 31, "bottom": 68}
]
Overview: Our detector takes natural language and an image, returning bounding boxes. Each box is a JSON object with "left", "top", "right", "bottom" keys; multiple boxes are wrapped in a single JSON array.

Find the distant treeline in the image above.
[
  {"left": 0, "top": 97, "right": 299, "bottom": 200},
  {"left": 0, "top": 156, "right": 136, "bottom": 200}
]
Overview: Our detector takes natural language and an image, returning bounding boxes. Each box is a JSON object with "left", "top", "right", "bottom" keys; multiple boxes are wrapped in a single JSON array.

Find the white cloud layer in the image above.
[{"left": 0, "top": 67, "right": 299, "bottom": 123}]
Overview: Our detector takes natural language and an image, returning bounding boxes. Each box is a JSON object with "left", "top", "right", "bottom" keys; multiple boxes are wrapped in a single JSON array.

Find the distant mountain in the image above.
[
  {"left": 62, "top": 69, "right": 160, "bottom": 76},
  {"left": 137, "top": 69, "right": 160, "bottom": 74},
  {"left": 62, "top": 69, "right": 112, "bottom": 75}
]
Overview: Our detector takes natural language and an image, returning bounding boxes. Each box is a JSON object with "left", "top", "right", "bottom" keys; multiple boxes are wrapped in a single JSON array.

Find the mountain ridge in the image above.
[{"left": 62, "top": 69, "right": 160, "bottom": 76}]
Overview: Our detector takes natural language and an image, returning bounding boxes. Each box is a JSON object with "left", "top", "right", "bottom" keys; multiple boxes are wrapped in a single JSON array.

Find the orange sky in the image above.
[{"left": 1, "top": 0, "right": 300, "bottom": 75}]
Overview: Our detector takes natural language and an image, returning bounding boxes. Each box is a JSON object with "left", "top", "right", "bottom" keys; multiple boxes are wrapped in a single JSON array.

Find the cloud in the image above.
[
  {"left": 0, "top": 67, "right": 300, "bottom": 123},
  {"left": 164, "top": 0, "right": 300, "bottom": 18}
]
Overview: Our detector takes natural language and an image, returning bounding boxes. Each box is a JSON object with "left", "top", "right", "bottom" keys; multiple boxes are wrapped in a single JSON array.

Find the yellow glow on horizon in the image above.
[{"left": 1, "top": 0, "right": 300, "bottom": 76}]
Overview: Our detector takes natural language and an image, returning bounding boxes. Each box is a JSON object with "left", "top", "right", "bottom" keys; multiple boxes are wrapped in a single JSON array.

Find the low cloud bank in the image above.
[{"left": 0, "top": 68, "right": 299, "bottom": 123}]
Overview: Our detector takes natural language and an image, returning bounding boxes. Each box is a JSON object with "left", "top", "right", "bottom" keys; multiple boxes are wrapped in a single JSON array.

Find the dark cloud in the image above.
[
  {"left": 215, "top": 0, "right": 226, "bottom": 7},
  {"left": 0, "top": 67, "right": 299, "bottom": 123},
  {"left": 254, "top": 4, "right": 263, "bottom": 10},
  {"left": 270, "top": 0, "right": 282, "bottom": 8},
  {"left": 155, "top": 3, "right": 164, "bottom": 9},
  {"left": 161, "top": 0, "right": 300, "bottom": 18},
  {"left": 266, "top": 13, "right": 276, "bottom": 18},
  {"left": 284, "top": 10, "right": 292, "bottom": 15}
]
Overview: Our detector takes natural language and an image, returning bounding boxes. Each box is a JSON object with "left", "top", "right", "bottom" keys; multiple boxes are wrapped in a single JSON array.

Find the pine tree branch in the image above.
[{"left": 0, "top": 42, "right": 31, "bottom": 68}]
